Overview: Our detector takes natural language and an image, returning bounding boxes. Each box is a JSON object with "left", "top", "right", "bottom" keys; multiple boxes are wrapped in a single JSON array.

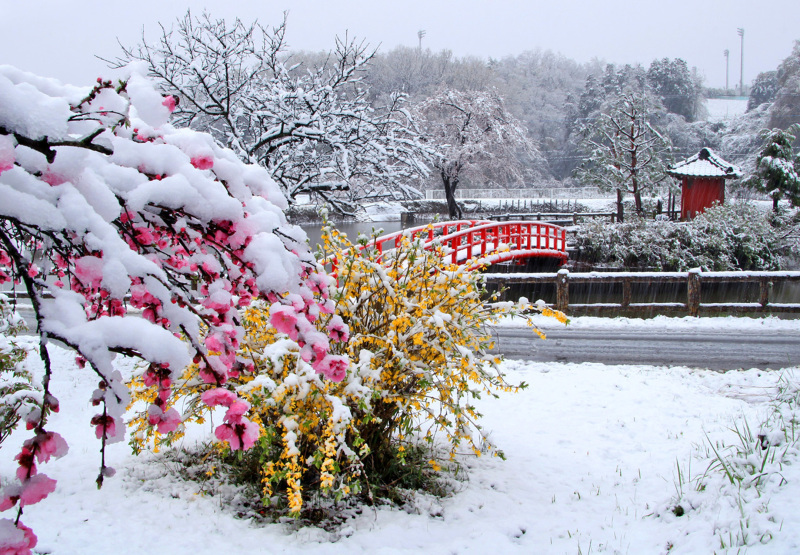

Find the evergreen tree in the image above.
[
  {"left": 748, "top": 71, "right": 778, "bottom": 111},
  {"left": 647, "top": 58, "right": 703, "bottom": 121},
  {"left": 769, "top": 41, "right": 800, "bottom": 129},
  {"left": 744, "top": 124, "right": 800, "bottom": 211}
]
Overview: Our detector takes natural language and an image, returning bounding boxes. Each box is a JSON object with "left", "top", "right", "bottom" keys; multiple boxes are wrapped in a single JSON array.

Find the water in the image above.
[{"left": 301, "top": 220, "right": 410, "bottom": 252}]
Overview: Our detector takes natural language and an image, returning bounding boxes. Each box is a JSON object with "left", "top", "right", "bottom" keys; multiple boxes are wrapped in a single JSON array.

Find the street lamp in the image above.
[
  {"left": 724, "top": 49, "right": 729, "bottom": 92},
  {"left": 737, "top": 28, "right": 744, "bottom": 95}
]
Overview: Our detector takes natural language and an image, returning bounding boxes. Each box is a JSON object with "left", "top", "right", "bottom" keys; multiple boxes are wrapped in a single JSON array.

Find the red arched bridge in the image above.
[{"left": 366, "top": 220, "right": 568, "bottom": 269}]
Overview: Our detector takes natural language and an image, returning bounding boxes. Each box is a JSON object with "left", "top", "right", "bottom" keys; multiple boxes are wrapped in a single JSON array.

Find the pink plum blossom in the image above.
[
  {"left": 312, "top": 354, "right": 350, "bottom": 382},
  {"left": 146, "top": 404, "right": 181, "bottom": 433},
  {"left": 0, "top": 519, "right": 37, "bottom": 554},
  {"left": 224, "top": 400, "right": 250, "bottom": 422},
  {"left": 326, "top": 315, "right": 349, "bottom": 342},
  {"left": 42, "top": 169, "right": 66, "bottom": 187},
  {"left": 0, "top": 485, "right": 21, "bottom": 511},
  {"left": 90, "top": 414, "right": 116, "bottom": 440},
  {"left": 19, "top": 474, "right": 56, "bottom": 506},
  {"left": 270, "top": 305, "right": 299, "bottom": 340},
  {"left": 214, "top": 418, "right": 259, "bottom": 451},
  {"left": 0, "top": 136, "right": 15, "bottom": 175},
  {"left": 190, "top": 155, "right": 214, "bottom": 170},
  {"left": 162, "top": 95, "right": 177, "bottom": 112},
  {"left": 205, "top": 333, "right": 224, "bottom": 353},
  {"left": 27, "top": 432, "right": 68, "bottom": 464},
  {"left": 74, "top": 256, "right": 104, "bottom": 289},
  {"left": 200, "top": 388, "right": 238, "bottom": 408}
]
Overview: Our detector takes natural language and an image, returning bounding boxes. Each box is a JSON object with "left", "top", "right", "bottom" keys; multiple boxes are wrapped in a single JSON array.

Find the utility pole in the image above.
[
  {"left": 724, "top": 49, "right": 729, "bottom": 92},
  {"left": 737, "top": 28, "right": 744, "bottom": 95},
  {"left": 418, "top": 30, "right": 426, "bottom": 51}
]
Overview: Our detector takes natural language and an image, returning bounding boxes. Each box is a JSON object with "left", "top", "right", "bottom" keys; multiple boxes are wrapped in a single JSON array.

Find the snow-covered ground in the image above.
[
  {"left": 3, "top": 315, "right": 800, "bottom": 554},
  {"left": 706, "top": 97, "right": 749, "bottom": 122}
]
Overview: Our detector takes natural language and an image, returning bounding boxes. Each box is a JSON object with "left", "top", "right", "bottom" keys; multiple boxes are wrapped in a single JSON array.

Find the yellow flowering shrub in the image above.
[{"left": 128, "top": 224, "right": 566, "bottom": 517}]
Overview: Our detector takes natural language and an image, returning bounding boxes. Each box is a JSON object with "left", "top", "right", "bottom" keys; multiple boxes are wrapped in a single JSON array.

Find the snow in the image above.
[
  {"left": 4, "top": 315, "right": 800, "bottom": 554},
  {"left": 361, "top": 201, "right": 408, "bottom": 222},
  {"left": 667, "top": 148, "right": 742, "bottom": 179},
  {"left": 706, "top": 97, "right": 748, "bottom": 123}
]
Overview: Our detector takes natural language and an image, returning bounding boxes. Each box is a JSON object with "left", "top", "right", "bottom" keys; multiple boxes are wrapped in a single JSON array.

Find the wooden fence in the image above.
[{"left": 483, "top": 269, "right": 800, "bottom": 316}]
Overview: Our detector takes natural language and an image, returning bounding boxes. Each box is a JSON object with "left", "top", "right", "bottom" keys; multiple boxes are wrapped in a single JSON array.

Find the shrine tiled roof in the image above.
[{"left": 667, "top": 148, "right": 742, "bottom": 179}]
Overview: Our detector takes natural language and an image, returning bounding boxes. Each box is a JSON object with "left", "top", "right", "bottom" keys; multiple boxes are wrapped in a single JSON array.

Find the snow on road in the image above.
[{"left": 2, "top": 316, "right": 800, "bottom": 554}]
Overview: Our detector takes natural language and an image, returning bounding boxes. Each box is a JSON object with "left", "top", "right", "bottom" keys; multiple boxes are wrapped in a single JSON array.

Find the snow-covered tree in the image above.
[
  {"left": 412, "top": 89, "right": 546, "bottom": 219},
  {"left": 489, "top": 49, "right": 586, "bottom": 179},
  {"left": 365, "top": 46, "right": 494, "bottom": 102},
  {"left": 0, "top": 65, "right": 344, "bottom": 551},
  {"left": 770, "top": 40, "right": 800, "bottom": 129},
  {"left": 647, "top": 58, "right": 704, "bottom": 122},
  {"left": 115, "top": 11, "right": 433, "bottom": 214},
  {"left": 576, "top": 92, "right": 672, "bottom": 221},
  {"left": 748, "top": 70, "right": 778, "bottom": 112},
  {"left": 744, "top": 124, "right": 800, "bottom": 210}
]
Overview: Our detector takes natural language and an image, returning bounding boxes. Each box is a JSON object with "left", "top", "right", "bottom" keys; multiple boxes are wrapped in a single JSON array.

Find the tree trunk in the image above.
[
  {"left": 773, "top": 196, "right": 780, "bottom": 212},
  {"left": 616, "top": 189, "right": 624, "bottom": 223},
  {"left": 442, "top": 171, "right": 463, "bottom": 220}
]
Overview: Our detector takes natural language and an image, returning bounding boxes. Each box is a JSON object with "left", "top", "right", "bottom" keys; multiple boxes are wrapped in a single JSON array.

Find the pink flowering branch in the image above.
[{"left": 0, "top": 66, "right": 337, "bottom": 550}]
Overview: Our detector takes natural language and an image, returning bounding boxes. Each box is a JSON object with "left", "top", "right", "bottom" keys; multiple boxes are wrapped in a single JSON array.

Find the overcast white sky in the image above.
[{"left": 1, "top": 0, "right": 798, "bottom": 89}]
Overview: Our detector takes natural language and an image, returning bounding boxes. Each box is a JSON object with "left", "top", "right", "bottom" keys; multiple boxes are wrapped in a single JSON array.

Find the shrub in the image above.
[
  {"left": 573, "top": 203, "right": 788, "bottom": 271},
  {"left": 0, "top": 295, "right": 36, "bottom": 445},
  {"left": 129, "top": 224, "right": 565, "bottom": 518}
]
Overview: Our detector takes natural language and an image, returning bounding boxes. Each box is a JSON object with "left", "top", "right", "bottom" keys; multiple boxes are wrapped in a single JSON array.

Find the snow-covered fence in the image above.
[
  {"left": 483, "top": 270, "right": 800, "bottom": 317},
  {"left": 424, "top": 187, "right": 611, "bottom": 200}
]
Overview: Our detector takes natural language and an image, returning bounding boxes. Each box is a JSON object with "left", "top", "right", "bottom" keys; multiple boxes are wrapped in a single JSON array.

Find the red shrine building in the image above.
[{"left": 667, "top": 148, "right": 742, "bottom": 220}]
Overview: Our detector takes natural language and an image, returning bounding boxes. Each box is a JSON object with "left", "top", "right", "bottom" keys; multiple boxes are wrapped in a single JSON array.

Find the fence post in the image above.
[
  {"left": 687, "top": 269, "right": 701, "bottom": 317},
  {"left": 556, "top": 269, "right": 569, "bottom": 312},
  {"left": 621, "top": 277, "right": 632, "bottom": 308},
  {"left": 759, "top": 277, "right": 771, "bottom": 307}
]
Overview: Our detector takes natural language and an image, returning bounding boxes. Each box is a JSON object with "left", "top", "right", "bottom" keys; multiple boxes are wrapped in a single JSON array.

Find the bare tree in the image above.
[
  {"left": 113, "top": 11, "right": 433, "bottom": 214},
  {"left": 412, "top": 89, "right": 546, "bottom": 219},
  {"left": 576, "top": 92, "right": 672, "bottom": 221}
]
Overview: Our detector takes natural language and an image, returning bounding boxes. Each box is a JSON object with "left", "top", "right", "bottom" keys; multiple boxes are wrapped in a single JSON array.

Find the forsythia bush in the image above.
[{"left": 129, "top": 225, "right": 565, "bottom": 517}]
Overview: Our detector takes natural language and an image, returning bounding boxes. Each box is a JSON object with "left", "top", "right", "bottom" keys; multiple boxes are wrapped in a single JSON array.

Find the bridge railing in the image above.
[
  {"left": 482, "top": 269, "right": 800, "bottom": 316},
  {"left": 435, "top": 221, "right": 567, "bottom": 265},
  {"left": 366, "top": 220, "right": 490, "bottom": 253},
  {"left": 366, "top": 221, "right": 567, "bottom": 266}
]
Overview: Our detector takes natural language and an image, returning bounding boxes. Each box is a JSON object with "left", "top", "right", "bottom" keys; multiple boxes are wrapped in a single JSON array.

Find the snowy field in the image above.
[
  {"left": 706, "top": 97, "right": 748, "bottom": 122},
  {"left": 3, "top": 315, "right": 800, "bottom": 554}
]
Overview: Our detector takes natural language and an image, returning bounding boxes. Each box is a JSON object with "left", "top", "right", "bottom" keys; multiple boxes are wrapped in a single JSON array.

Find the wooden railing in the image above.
[
  {"left": 368, "top": 220, "right": 568, "bottom": 266},
  {"left": 483, "top": 269, "right": 800, "bottom": 316}
]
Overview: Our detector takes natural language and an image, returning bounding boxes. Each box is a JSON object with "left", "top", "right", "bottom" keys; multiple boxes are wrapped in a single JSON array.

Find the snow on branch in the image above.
[{"left": 112, "top": 11, "right": 434, "bottom": 210}]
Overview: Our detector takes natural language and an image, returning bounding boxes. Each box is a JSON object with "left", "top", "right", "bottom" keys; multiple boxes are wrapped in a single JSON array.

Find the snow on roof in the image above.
[{"left": 667, "top": 147, "right": 742, "bottom": 179}]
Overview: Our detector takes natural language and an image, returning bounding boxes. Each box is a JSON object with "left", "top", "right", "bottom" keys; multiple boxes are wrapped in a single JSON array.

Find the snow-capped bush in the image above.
[
  {"left": 0, "top": 65, "right": 334, "bottom": 551},
  {"left": 128, "top": 225, "right": 566, "bottom": 518},
  {"left": 573, "top": 203, "right": 787, "bottom": 271}
]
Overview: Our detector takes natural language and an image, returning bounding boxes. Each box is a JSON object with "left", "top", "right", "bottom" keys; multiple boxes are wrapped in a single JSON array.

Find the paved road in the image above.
[
  {"left": 12, "top": 301, "right": 799, "bottom": 371},
  {"left": 492, "top": 326, "right": 800, "bottom": 370}
]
